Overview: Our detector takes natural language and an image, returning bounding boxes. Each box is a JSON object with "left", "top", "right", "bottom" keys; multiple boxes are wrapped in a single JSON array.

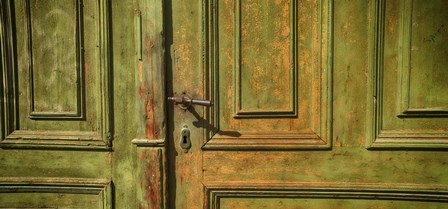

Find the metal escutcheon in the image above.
[{"left": 180, "top": 125, "right": 191, "bottom": 153}]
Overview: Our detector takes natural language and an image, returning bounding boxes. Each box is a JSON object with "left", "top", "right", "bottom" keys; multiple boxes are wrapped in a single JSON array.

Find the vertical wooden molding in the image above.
[
  {"left": 397, "top": 0, "right": 413, "bottom": 116},
  {"left": 135, "top": 147, "right": 167, "bottom": 209},
  {"left": 131, "top": 0, "right": 167, "bottom": 208},
  {"left": 0, "top": 0, "right": 4, "bottom": 142},
  {"left": 131, "top": 0, "right": 166, "bottom": 145},
  {"left": 0, "top": 0, "right": 18, "bottom": 141},
  {"left": 99, "top": 0, "right": 114, "bottom": 147}
]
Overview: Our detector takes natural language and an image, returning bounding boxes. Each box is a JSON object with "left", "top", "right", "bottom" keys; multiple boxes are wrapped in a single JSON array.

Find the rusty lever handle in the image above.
[{"left": 168, "top": 95, "right": 213, "bottom": 109}]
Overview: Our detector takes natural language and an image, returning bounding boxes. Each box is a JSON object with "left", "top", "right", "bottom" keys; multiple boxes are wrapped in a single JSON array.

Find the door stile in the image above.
[{"left": 131, "top": 0, "right": 168, "bottom": 208}]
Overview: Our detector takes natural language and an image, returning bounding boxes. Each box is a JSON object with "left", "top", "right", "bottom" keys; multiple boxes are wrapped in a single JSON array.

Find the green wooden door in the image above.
[
  {"left": 1, "top": 0, "right": 448, "bottom": 208},
  {"left": 167, "top": 0, "right": 448, "bottom": 208},
  {"left": 0, "top": 0, "right": 114, "bottom": 208},
  {"left": 0, "top": 0, "right": 146, "bottom": 208}
]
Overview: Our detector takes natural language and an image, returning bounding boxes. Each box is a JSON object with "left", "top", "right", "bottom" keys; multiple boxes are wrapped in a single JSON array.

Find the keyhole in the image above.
[
  {"left": 182, "top": 135, "right": 188, "bottom": 144},
  {"left": 180, "top": 125, "right": 191, "bottom": 152}
]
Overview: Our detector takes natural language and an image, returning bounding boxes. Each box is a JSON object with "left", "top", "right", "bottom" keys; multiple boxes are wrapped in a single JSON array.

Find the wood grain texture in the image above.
[
  {"left": 131, "top": 0, "right": 167, "bottom": 208},
  {"left": 167, "top": 0, "right": 204, "bottom": 207},
  {"left": 203, "top": 148, "right": 448, "bottom": 184},
  {"left": 132, "top": 0, "right": 166, "bottom": 144},
  {"left": 136, "top": 148, "right": 167, "bottom": 209},
  {"left": 108, "top": 0, "right": 139, "bottom": 207}
]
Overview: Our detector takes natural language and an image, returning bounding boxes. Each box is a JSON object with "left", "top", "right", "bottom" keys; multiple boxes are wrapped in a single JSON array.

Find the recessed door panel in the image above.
[
  {"left": 1, "top": 0, "right": 112, "bottom": 149},
  {"left": 204, "top": 0, "right": 331, "bottom": 150},
  {"left": 368, "top": 0, "right": 448, "bottom": 148}
]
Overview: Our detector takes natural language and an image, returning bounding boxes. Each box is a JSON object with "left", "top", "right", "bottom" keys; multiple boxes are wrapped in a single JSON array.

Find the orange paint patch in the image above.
[
  {"left": 139, "top": 87, "right": 145, "bottom": 98},
  {"left": 149, "top": 150, "right": 161, "bottom": 209},
  {"left": 145, "top": 98, "right": 160, "bottom": 140},
  {"left": 140, "top": 150, "right": 161, "bottom": 209},
  {"left": 146, "top": 39, "right": 156, "bottom": 50},
  {"left": 145, "top": 99, "right": 155, "bottom": 139},
  {"left": 138, "top": 60, "right": 143, "bottom": 83}
]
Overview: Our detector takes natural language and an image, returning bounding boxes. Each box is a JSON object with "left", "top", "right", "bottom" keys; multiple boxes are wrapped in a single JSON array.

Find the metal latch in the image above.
[{"left": 168, "top": 93, "right": 213, "bottom": 110}]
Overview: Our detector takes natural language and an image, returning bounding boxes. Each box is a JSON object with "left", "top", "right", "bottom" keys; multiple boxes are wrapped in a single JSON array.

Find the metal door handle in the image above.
[{"left": 168, "top": 94, "right": 213, "bottom": 109}]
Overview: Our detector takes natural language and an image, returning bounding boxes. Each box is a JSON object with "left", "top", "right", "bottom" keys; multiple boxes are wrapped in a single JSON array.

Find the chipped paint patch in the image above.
[
  {"left": 145, "top": 98, "right": 159, "bottom": 140},
  {"left": 139, "top": 149, "right": 162, "bottom": 209}
]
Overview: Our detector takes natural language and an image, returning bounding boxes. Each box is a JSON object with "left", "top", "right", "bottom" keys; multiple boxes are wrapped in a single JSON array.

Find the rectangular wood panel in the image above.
[
  {"left": 27, "top": 0, "right": 84, "bottom": 119},
  {"left": 203, "top": 0, "right": 332, "bottom": 150},
  {"left": 368, "top": 0, "right": 448, "bottom": 149},
  {"left": 0, "top": 0, "right": 112, "bottom": 150},
  {"left": 205, "top": 183, "right": 448, "bottom": 209},
  {"left": 234, "top": 0, "right": 297, "bottom": 117},
  {"left": 0, "top": 178, "right": 112, "bottom": 209},
  {"left": 397, "top": 0, "right": 448, "bottom": 118}
]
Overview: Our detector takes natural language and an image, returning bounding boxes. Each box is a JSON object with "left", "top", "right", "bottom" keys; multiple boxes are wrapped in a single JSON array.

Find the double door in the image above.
[{"left": 1, "top": 0, "right": 448, "bottom": 208}]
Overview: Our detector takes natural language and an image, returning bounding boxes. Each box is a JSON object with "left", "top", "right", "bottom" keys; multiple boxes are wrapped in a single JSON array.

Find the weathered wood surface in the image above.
[
  {"left": 1, "top": 0, "right": 448, "bottom": 208},
  {"left": 202, "top": 0, "right": 331, "bottom": 150},
  {"left": 0, "top": 0, "right": 121, "bottom": 207},
  {"left": 1, "top": 0, "right": 112, "bottom": 150},
  {"left": 170, "top": 0, "right": 448, "bottom": 208},
  {"left": 367, "top": 0, "right": 448, "bottom": 148},
  {"left": 136, "top": 148, "right": 166, "bottom": 209},
  {"left": 0, "top": 178, "right": 112, "bottom": 208},
  {"left": 131, "top": 0, "right": 167, "bottom": 208}
]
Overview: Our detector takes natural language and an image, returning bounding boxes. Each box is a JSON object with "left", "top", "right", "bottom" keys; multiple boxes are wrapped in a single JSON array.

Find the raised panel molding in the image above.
[
  {"left": 0, "top": 178, "right": 112, "bottom": 208},
  {"left": 205, "top": 183, "right": 448, "bottom": 209},
  {"left": 233, "top": 0, "right": 297, "bottom": 118},
  {"left": 397, "top": 0, "right": 448, "bottom": 118},
  {"left": 27, "top": 0, "right": 85, "bottom": 119},
  {"left": 0, "top": 0, "right": 113, "bottom": 150},
  {"left": 202, "top": 0, "right": 333, "bottom": 150},
  {"left": 367, "top": 0, "right": 448, "bottom": 149}
]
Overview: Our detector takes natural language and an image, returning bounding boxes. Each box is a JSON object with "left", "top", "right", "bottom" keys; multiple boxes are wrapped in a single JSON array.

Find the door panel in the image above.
[
  {"left": 29, "top": 0, "right": 81, "bottom": 116},
  {"left": 1, "top": 0, "right": 112, "bottom": 150},
  {"left": 205, "top": 183, "right": 448, "bottom": 209},
  {"left": 368, "top": 0, "right": 448, "bottom": 148},
  {"left": 0, "top": 178, "right": 112, "bottom": 209},
  {"left": 215, "top": 199, "right": 447, "bottom": 209},
  {"left": 203, "top": 0, "right": 331, "bottom": 150}
]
